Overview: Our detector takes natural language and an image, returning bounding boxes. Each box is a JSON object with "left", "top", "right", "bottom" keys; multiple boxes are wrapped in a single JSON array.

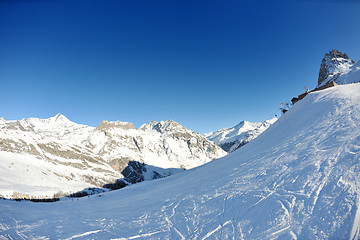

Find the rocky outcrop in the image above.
[
  {"left": 292, "top": 49, "right": 359, "bottom": 105},
  {"left": 318, "top": 49, "right": 355, "bottom": 87}
]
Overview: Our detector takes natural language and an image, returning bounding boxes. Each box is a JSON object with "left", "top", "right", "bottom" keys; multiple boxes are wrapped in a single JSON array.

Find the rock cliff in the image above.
[{"left": 318, "top": 49, "right": 355, "bottom": 87}]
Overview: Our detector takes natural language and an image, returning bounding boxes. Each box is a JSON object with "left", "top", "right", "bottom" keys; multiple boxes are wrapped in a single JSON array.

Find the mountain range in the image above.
[{"left": 0, "top": 115, "right": 226, "bottom": 199}]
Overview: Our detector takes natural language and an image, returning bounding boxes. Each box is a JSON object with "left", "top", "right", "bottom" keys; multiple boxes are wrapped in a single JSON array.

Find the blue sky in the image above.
[{"left": 1, "top": 0, "right": 360, "bottom": 134}]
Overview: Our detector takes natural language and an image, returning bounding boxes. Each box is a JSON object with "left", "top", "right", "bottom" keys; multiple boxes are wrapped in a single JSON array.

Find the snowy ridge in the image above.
[
  {"left": 205, "top": 118, "right": 277, "bottom": 152},
  {"left": 0, "top": 116, "right": 226, "bottom": 198},
  {"left": 1, "top": 82, "right": 360, "bottom": 239}
]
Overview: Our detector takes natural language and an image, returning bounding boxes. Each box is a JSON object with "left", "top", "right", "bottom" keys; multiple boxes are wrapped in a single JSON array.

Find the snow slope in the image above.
[
  {"left": 205, "top": 118, "right": 277, "bottom": 152},
  {"left": 333, "top": 60, "right": 360, "bottom": 86},
  {"left": 0, "top": 116, "right": 226, "bottom": 198},
  {"left": 1, "top": 83, "right": 360, "bottom": 239}
]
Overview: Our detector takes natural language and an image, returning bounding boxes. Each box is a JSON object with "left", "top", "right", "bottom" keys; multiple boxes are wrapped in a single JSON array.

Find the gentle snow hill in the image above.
[
  {"left": 1, "top": 83, "right": 360, "bottom": 239},
  {"left": 205, "top": 118, "right": 277, "bottom": 152}
]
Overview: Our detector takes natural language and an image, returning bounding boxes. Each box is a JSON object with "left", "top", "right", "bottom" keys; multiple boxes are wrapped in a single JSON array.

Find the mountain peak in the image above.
[
  {"left": 139, "top": 120, "right": 184, "bottom": 133},
  {"left": 159, "top": 119, "right": 180, "bottom": 128},
  {"left": 234, "top": 120, "right": 252, "bottom": 128},
  {"left": 205, "top": 118, "right": 277, "bottom": 152},
  {"left": 329, "top": 49, "right": 350, "bottom": 59},
  {"left": 48, "top": 113, "right": 71, "bottom": 123},
  {"left": 138, "top": 121, "right": 158, "bottom": 131},
  {"left": 318, "top": 49, "right": 355, "bottom": 87},
  {"left": 154, "top": 120, "right": 188, "bottom": 134}
]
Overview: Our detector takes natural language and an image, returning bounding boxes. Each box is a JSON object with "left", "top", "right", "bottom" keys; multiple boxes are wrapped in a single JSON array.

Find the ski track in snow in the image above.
[
  {"left": 113, "top": 230, "right": 162, "bottom": 240},
  {"left": 350, "top": 197, "right": 360, "bottom": 240},
  {"left": 65, "top": 229, "right": 102, "bottom": 240}
]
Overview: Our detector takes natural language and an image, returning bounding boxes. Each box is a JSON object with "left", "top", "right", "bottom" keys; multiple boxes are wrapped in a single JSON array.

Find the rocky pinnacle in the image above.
[{"left": 318, "top": 49, "right": 355, "bottom": 87}]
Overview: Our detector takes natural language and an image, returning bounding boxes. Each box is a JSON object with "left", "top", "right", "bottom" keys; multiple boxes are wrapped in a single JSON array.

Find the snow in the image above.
[
  {"left": 0, "top": 150, "right": 119, "bottom": 199},
  {"left": 334, "top": 60, "right": 360, "bottom": 86},
  {"left": 1, "top": 83, "right": 360, "bottom": 239}
]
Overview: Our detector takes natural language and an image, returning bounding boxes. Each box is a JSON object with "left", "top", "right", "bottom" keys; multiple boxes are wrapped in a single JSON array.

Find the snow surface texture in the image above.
[
  {"left": 334, "top": 60, "right": 360, "bottom": 87},
  {"left": 317, "top": 49, "right": 358, "bottom": 88},
  {"left": 1, "top": 83, "right": 360, "bottom": 239},
  {"left": 0, "top": 115, "right": 226, "bottom": 198},
  {"left": 205, "top": 118, "right": 277, "bottom": 152}
]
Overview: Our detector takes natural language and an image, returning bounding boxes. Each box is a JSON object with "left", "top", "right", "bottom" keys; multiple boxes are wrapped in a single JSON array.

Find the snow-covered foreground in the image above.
[{"left": 1, "top": 83, "right": 360, "bottom": 239}]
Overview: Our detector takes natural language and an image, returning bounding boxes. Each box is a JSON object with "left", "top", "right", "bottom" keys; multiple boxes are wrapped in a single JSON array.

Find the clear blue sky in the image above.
[{"left": 1, "top": 0, "right": 360, "bottom": 134}]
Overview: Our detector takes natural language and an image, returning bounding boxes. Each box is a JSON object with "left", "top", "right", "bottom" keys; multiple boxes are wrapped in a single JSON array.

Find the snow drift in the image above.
[{"left": 1, "top": 83, "right": 360, "bottom": 239}]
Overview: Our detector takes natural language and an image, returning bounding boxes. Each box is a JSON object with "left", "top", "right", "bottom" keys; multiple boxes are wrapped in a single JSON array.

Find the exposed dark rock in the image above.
[
  {"left": 103, "top": 179, "right": 128, "bottom": 190},
  {"left": 220, "top": 140, "right": 248, "bottom": 153},
  {"left": 121, "top": 161, "right": 146, "bottom": 184}
]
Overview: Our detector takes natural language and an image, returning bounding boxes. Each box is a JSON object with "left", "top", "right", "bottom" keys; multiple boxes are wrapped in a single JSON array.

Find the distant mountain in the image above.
[
  {"left": 205, "top": 118, "right": 277, "bottom": 152},
  {"left": 0, "top": 115, "right": 226, "bottom": 199},
  {"left": 317, "top": 49, "right": 359, "bottom": 87}
]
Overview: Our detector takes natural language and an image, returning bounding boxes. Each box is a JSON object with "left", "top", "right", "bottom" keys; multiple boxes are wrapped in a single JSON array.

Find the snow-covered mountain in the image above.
[
  {"left": 205, "top": 118, "right": 277, "bottom": 152},
  {"left": 317, "top": 49, "right": 358, "bottom": 87},
  {"left": 1, "top": 81, "right": 360, "bottom": 239},
  {"left": 0, "top": 115, "right": 226, "bottom": 199}
]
